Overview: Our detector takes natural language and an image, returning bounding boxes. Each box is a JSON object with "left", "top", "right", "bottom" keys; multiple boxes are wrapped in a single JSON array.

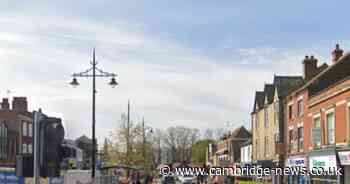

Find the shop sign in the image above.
[
  {"left": 286, "top": 157, "right": 306, "bottom": 167},
  {"left": 338, "top": 151, "right": 350, "bottom": 165},
  {"left": 309, "top": 155, "right": 337, "bottom": 170}
]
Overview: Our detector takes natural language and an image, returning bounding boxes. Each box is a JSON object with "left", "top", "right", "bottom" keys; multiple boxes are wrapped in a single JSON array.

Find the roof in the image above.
[
  {"left": 264, "top": 84, "right": 275, "bottom": 103},
  {"left": 252, "top": 75, "right": 303, "bottom": 112},
  {"left": 253, "top": 91, "right": 264, "bottom": 112},
  {"left": 298, "top": 52, "right": 350, "bottom": 95},
  {"left": 231, "top": 126, "right": 251, "bottom": 139},
  {"left": 76, "top": 135, "right": 92, "bottom": 144},
  {"left": 241, "top": 138, "right": 252, "bottom": 146},
  {"left": 273, "top": 75, "right": 303, "bottom": 98}
]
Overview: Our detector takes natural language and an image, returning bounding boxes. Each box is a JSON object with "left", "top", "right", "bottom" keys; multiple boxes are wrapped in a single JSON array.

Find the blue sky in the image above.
[{"left": 0, "top": 0, "right": 349, "bottom": 142}]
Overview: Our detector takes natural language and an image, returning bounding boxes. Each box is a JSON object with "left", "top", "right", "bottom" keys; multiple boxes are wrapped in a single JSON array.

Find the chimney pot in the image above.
[
  {"left": 303, "top": 55, "right": 318, "bottom": 80},
  {"left": 332, "top": 44, "right": 344, "bottom": 63},
  {"left": 12, "top": 97, "right": 28, "bottom": 112},
  {"left": 1, "top": 98, "right": 9, "bottom": 110}
]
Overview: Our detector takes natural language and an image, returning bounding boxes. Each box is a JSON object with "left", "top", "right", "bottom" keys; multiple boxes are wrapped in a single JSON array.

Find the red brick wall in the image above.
[
  {"left": 285, "top": 90, "right": 309, "bottom": 156},
  {"left": 307, "top": 78, "right": 350, "bottom": 149}
]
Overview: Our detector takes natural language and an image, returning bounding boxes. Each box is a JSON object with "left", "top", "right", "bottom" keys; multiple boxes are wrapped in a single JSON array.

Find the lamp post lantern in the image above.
[{"left": 70, "top": 48, "right": 118, "bottom": 178}]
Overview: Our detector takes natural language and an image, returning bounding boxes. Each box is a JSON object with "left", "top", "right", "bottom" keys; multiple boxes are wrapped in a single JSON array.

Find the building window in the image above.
[
  {"left": 264, "top": 136, "right": 268, "bottom": 156},
  {"left": 313, "top": 116, "right": 322, "bottom": 147},
  {"left": 22, "top": 144, "right": 27, "bottom": 154},
  {"left": 0, "top": 123, "right": 8, "bottom": 160},
  {"left": 298, "top": 127, "right": 304, "bottom": 151},
  {"left": 22, "top": 122, "right": 27, "bottom": 137},
  {"left": 326, "top": 111, "right": 335, "bottom": 144},
  {"left": 264, "top": 109, "right": 269, "bottom": 128},
  {"left": 297, "top": 99, "right": 304, "bottom": 116},
  {"left": 28, "top": 144, "right": 32, "bottom": 154},
  {"left": 28, "top": 124, "right": 33, "bottom": 137},
  {"left": 288, "top": 130, "right": 293, "bottom": 153},
  {"left": 255, "top": 140, "right": 258, "bottom": 159},
  {"left": 275, "top": 102, "right": 279, "bottom": 125},
  {"left": 288, "top": 105, "right": 293, "bottom": 119},
  {"left": 256, "top": 114, "right": 259, "bottom": 129}
]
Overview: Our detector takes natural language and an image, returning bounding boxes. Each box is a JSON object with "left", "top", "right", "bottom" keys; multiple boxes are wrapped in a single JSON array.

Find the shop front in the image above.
[
  {"left": 308, "top": 150, "right": 338, "bottom": 184},
  {"left": 255, "top": 160, "right": 273, "bottom": 183},
  {"left": 337, "top": 150, "right": 350, "bottom": 182},
  {"left": 285, "top": 156, "right": 308, "bottom": 184}
]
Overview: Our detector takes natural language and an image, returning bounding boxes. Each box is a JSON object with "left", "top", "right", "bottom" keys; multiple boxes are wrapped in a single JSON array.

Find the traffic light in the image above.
[
  {"left": 15, "top": 154, "right": 34, "bottom": 177},
  {"left": 40, "top": 116, "right": 65, "bottom": 177}
]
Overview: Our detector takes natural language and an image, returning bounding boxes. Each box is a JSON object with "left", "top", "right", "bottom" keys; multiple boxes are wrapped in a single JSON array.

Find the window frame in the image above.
[
  {"left": 22, "top": 121, "right": 28, "bottom": 137},
  {"left": 288, "top": 104, "right": 293, "bottom": 119},
  {"left": 313, "top": 114, "right": 322, "bottom": 147},
  {"left": 297, "top": 99, "right": 304, "bottom": 116},
  {"left": 298, "top": 126, "right": 304, "bottom": 151},
  {"left": 264, "top": 108, "right": 269, "bottom": 128},
  {"left": 326, "top": 109, "right": 335, "bottom": 145}
]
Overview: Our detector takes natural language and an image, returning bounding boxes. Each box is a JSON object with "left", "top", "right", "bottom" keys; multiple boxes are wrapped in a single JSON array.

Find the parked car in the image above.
[
  {"left": 162, "top": 174, "right": 176, "bottom": 184},
  {"left": 178, "top": 174, "right": 194, "bottom": 184}
]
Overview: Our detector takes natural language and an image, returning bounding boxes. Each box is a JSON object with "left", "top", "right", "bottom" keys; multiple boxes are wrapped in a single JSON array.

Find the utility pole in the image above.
[
  {"left": 33, "top": 109, "right": 42, "bottom": 184},
  {"left": 91, "top": 48, "right": 97, "bottom": 179}
]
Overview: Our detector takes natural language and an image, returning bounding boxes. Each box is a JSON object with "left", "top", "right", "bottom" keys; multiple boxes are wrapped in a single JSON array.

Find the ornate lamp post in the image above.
[{"left": 70, "top": 48, "right": 118, "bottom": 178}]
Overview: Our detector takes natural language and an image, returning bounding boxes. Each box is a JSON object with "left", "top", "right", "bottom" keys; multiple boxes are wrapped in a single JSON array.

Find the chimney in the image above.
[
  {"left": 302, "top": 55, "right": 318, "bottom": 80},
  {"left": 332, "top": 44, "right": 343, "bottom": 63},
  {"left": 12, "top": 97, "right": 28, "bottom": 112},
  {"left": 1, "top": 98, "right": 9, "bottom": 110}
]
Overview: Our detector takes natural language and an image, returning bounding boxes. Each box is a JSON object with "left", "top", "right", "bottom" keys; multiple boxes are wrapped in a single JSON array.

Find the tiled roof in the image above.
[
  {"left": 231, "top": 126, "right": 251, "bottom": 139},
  {"left": 253, "top": 91, "right": 264, "bottom": 112},
  {"left": 264, "top": 84, "right": 275, "bottom": 103},
  {"left": 253, "top": 75, "right": 303, "bottom": 112}
]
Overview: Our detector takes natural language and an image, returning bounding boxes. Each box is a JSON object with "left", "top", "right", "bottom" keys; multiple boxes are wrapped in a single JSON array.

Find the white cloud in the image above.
[{"left": 0, "top": 12, "right": 321, "bottom": 143}]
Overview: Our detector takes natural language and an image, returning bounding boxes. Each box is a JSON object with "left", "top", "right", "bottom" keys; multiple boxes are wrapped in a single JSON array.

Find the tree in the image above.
[
  {"left": 108, "top": 114, "right": 158, "bottom": 173},
  {"left": 162, "top": 126, "right": 199, "bottom": 163},
  {"left": 191, "top": 139, "right": 214, "bottom": 164}
]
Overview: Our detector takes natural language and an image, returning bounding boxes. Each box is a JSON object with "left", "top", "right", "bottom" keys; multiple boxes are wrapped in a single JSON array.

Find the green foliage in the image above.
[{"left": 191, "top": 139, "right": 214, "bottom": 164}]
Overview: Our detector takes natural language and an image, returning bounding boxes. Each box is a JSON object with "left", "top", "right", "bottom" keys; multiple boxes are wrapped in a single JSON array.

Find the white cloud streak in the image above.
[{"left": 0, "top": 12, "right": 321, "bottom": 143}]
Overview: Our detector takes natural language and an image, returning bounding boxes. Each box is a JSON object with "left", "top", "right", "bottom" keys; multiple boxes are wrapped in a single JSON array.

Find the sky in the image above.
[{"left": 1, "top": 0, "right": 350, "bottom": 142}]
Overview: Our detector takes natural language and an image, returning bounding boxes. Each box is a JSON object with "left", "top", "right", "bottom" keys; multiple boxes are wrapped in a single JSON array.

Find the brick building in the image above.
[
  {"left": 0, "top": 97, "right": 33, "bottom": 168},
  {"left": 215, "top": 126, "right": 251, "bottom": 168},
  {"left": 284, "top": 55, "right": 328, "bottom": 184},
  {"left": 283, "top": 44, "right": 350, "bottom": 183}
]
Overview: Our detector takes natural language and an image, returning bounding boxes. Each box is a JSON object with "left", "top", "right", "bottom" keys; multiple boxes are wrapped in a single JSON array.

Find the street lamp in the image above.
[{"left": 70, "top": 48, "right": 118, "bottom": 178}]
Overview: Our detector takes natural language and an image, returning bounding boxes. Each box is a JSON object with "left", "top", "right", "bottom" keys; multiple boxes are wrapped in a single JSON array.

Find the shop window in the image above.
[{"left": 326, "top": 111, "right": 335, "bottom": 144}]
